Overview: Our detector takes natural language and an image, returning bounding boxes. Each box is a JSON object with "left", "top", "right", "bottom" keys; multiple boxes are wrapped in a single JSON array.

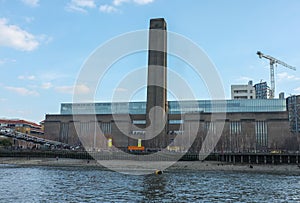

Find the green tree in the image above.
[{"left": 0, "top": 139, "right": 12, "bottom": 147}]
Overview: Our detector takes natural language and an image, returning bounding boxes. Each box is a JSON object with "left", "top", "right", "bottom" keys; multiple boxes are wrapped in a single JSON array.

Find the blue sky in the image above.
[{"left": 0, "top": 0, "right": 299, "bottom": 123}]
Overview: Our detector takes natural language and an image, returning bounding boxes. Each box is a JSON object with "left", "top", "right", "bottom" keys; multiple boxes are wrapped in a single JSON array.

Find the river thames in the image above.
[{"left": 1, "top": 164, "right": 300, "bottom": 202}]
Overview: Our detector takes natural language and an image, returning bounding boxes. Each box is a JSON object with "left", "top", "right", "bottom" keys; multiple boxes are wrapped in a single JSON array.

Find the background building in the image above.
[
  {"left": 287, "top": 95, "right": 300, "bottom": 134},
  {"left": 231, "top": 81, "right": 256, "bottom": 99},
  {"left": 0, "top": 119, "right": 44, "bottom": 149},
  {"left": 254, "top": 81, "right": 268, "bottom": 99},
  {"left": 0, "top": 119, "right": 44, "bottom": 136}
]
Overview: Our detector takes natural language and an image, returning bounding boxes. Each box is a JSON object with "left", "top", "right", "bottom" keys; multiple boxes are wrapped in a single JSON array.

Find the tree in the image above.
[{"left": 0, "top": 139, "right": 12, "bottom": 147}]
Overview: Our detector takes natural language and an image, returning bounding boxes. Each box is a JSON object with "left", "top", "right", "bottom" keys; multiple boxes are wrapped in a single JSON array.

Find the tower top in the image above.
[{"left": 149, "top": 18, "right": 167, "bottom": 30}]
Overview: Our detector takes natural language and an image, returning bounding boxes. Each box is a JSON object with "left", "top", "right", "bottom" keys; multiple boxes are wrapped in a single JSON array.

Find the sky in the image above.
[{"left": 0, "top": 0, "right": 300, "bottom": 123}]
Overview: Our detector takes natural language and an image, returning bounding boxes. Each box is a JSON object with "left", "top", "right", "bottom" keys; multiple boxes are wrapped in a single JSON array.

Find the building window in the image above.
[
  {"left": 234, "top": 96, "right": 248, "bottom": 99},
  {"left": 131, "top": 130, "right": 145, "bottom": 135},
  {"left": 101, "top": 122, "right": 111, "bottom": 134},
  {"left": 132, "top": 120, "right": 146, "bottom": 125},
  {"left": 205, "top": 121, "right": 216, "bottom": 134},
  {"left": 168, "top": 130, "right": 183, "bottom": 135},
  {"left": 79, "top": 122, "right": 91, "bottom": 137},
  {"left": 230, "top": 121, "right": 241, "bottom": 135},
  {"left": 59, "top": 122, "right": 69, "bottom": 143},
  {"left": 234, "top": 90, "right": 248, "bottom": 94},
  {"left": 255, "top": 121, "right": 268, "bottom": 147},
  {"left": 169, "top": 120, "right": 183, "bottom": 124}
]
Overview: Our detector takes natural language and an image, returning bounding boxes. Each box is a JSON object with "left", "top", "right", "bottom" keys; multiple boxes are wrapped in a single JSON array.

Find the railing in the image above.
[{"left": 0, "top": 127, "right": 72, "bottom": 149}]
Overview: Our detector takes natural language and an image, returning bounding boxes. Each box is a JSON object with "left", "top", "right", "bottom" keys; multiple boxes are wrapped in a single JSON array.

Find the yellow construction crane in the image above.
[{"left": 257, "top": 51, "right": 296, "bottom": 99}]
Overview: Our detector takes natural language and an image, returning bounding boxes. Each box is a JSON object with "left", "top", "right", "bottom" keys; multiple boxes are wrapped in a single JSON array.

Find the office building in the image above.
[
  {"left": 231, "top": 81, "right": 256, "bottom": 99},
  {"left": 254, "top": 81, "right": 268, "bottom": 99}
]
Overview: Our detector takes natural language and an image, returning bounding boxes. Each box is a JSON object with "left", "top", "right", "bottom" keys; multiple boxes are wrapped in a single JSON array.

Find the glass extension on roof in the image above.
[{"left": 60, "top": 99, "right": 286, "bottom": 115}]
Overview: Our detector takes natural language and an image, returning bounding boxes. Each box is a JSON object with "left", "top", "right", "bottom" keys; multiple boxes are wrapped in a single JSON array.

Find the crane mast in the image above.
[{"left": 257, "top": 51, "right": 296, "bottom": 99}]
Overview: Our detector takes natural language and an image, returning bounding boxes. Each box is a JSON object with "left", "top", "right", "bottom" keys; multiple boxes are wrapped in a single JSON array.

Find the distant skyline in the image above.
[{"left": 0, "top": 0, "right": 299, "bottom": 123}]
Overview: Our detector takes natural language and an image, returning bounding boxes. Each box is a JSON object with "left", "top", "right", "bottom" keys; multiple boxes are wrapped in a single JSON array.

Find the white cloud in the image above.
[
  {"left": 66, "top": 0, "right": 154, "bottom": 13},
  {"left": 27, "top": 75, "right": 36, "bottom": 80},
  {"left": 113, "top": 0, "right": 154, "bottom": 6},
  {"left": 277, "top": 72, "right": 300, "bottom": 82},
  {"left": 101, "top": 0, "right": 154, "bottom": 13},
  {"left": 99, "top": 4, "right": 118, "bottom": 13},
  {"left": 37, "top": 34, "right": 53, "bottom": 44},
  {"left": 5, "top": 86, "right": 39, "bottom": 96},
  {"left": 113, "top": 0, "right": 130, "bottom": 6},
  {"left": 0, "top": 98, "right": 7, "bottom": 102},
  {"left": 66, "top": 0, "right": 96, "bottom": 13},
  {"left": 0, "top": 18, "right": 39, "bottom": 51},
  {"left": 73, "top": 0, "right": 95, "bottom": 7},
  {"left": 41, "top": 82, "right": 53, "bottom": 89},
  {"left": 294, "top": 87, "right": 300, "bottom": 94},
  {"left": 133, "top": 0, "right": 154, "bottom": 5},
  {"left": 22, "top": 0, "right": 39, "bottom": 7},
  {"left": 18, "top": 75, "right": 36, "bottom": 80},
  {"left": 38, "top": 72, "right": 69, "bottom": 81},
  {"left": 24, "top": 16, "right": 35, "bottom": 23},
  {"left": 55, "top": 84, "right": 90, "bottom": 94},
  {"left": 0, "top": 58, "right": 16, "bottom": 65}
]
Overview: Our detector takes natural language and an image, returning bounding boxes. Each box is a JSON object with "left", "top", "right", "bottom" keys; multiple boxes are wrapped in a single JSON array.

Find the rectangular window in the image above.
[
  {"left": 230, "top": 121, "right": 241, "bottom": 135},
  {"left": 168, "top": 130, "right": 183, "bottom": 135},
  {"left": 59, "top": 122, "right": 69, "bottom": 143},
  {"left": 234, "top": 90, "right": 248, "bottom": 94},
  {"left": 132, "top": 120, "right": 146, "bottom": 125},
  {"left": 101, "top": 122, "right": 111, "bottom": 134},
  {"left": 169, "top": 120, "right": 183, "bottom": 124},
  {"left": 131, "top": 130, "right": 145, "bottom": 135},
  {"left": 80, "top": 122, "right": 90, "bottom": 136},
  {"left": 255, "top": 121, "right": 268, "bottom": 147},
  {"left": 205, "top": 121, "right": 216, "bottom": 134},
  {"left": 234, "top": 96, "right": 248, "bottom": 99}
]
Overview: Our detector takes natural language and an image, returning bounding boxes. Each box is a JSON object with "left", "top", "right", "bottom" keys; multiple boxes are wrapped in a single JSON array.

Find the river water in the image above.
[{"left": 0, "top": 164, "right": 300, "bottom": 202}]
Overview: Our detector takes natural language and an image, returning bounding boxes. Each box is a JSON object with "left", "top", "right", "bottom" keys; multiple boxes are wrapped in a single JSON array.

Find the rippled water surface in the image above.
[{"left": 1, "top": 164, "right": 300, "bottom": 202}]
